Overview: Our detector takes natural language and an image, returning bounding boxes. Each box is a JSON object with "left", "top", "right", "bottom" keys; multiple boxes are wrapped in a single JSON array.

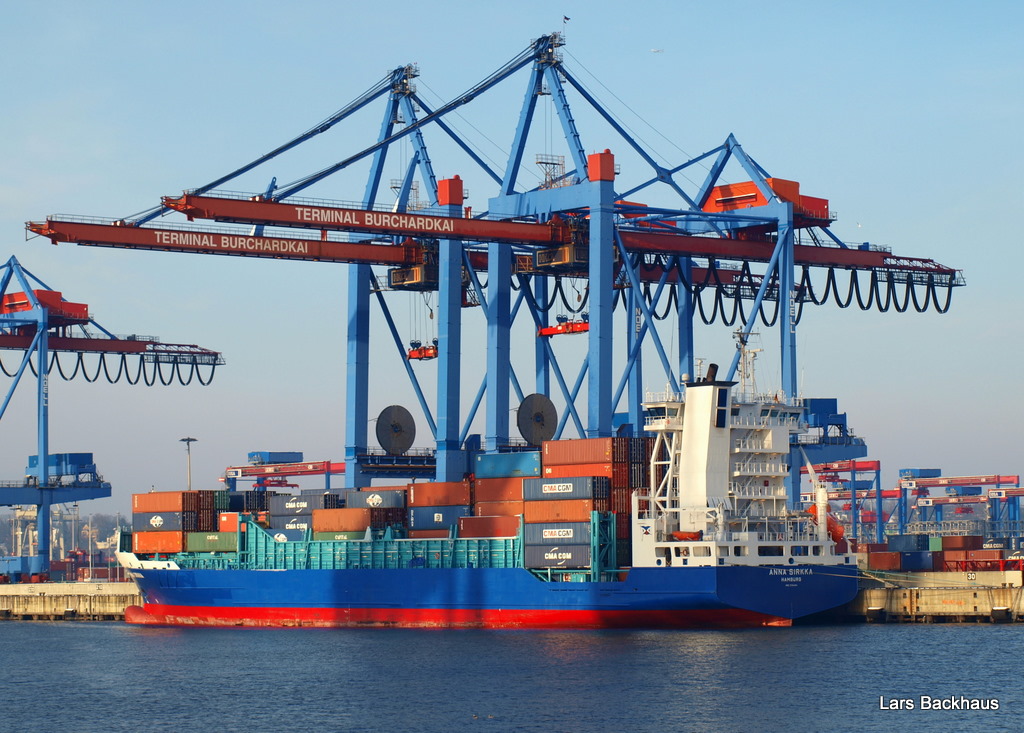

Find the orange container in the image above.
[
  {"left": 474, "top": 477, "right": 524, "bottom": 503},
  {"left": 218, "top": 512, "right": 240, "bottom": 532},
  {"left": 458, "top": 515, "right": 520, "bottom": 538},
  {"left": 132, "top": 531, "right": 185, "bottom": 554},
  {"left": 867, "top": 552, "right": 901, "bottom": 571},
  {"left": 543, "top": 463, "right": 614, "bottom": 479},
  {"left": 408, "top": 529, "right": 451, "bottom": 539},
  {"left": 968, "top": 549, "right": 1004, "bottom": 561},
  {"left": 524, "top": 499, "right": 599, "bottom": 524},
  {"left": 312, "top": 507, "right": 371, "bottom": 533},
  {"left": 408, "top": 481, "right": 471, "bottom": 507},
  {"left": 132, "top": 491, "right": 200, "bottom": 513},
  {"left": 474, "top": 501, "right": 525, "bottom": 517}
]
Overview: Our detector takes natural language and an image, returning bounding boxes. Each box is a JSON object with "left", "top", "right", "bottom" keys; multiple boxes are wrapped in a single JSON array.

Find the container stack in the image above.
[
  {"left": 541, "top": 437, "right": 649, "bottom": 566},
  {"left": 267, "top": 493, "right": 343, "bottom": 538},
  {"left": 855, "top": 534, "right": 1009, "bottom": 573},
  {"left": 131, "top": 490, "right": 224, "bottom": 553},
  {"left": 408, "top": 480, "right": 471, "bottom": 538}
]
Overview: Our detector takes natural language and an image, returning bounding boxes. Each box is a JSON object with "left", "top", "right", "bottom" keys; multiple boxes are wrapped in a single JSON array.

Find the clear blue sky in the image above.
[{"left": 2, "top": 1, "right": 1022, "bottom": 515}]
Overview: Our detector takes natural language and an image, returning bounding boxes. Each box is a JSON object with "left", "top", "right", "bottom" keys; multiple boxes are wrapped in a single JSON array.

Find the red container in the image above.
[
  {"left": 133, "top": 531, "right": 186, "bottom": 553},
  {"left": 458, "top": 515, "right": 520, "bottom": 538},
  {"left": 941, "top": 535, "right": 984, "bottom": 551},
  {"left": 931, "top": 551, "right": 946, "bottom": 571},
  {"left": 473, "top": 477, "right": 524, "bottom": 503},
  {"left": 407, "top": 481, "right": 471, "bottom": 507},
  {"left": 474, "top": 501, "right": 524, "bottom": 517},
  {"left": 408, "top": 529, "right": 451, "bottom": 539},
  {"left": 943, "top": 550, "right": 968, "bottom": 562},
  {"left": 615, "top": 512, "right": 631, "bottom": 539},
  {"left": 862, "top": 543, "right": 888, "bottom": 554},
  {"left": 610, "top": 486, "right": 635, "bottom": 514},
  {"left": 312, "top": 508, "right": 371, "bottom": 533},
  {"left": 132, "top": 491, "right": 200, "bottom": 513},
  {"left": 968, "top": 549, "right": 1004, "bottom": 561},
  {"left": 524, "top": 499, "right": 605, "bottom": 524},
  {"left": 542, "top": 463, "right": 614, "bottom": 479},
  {"left": 867, "top": 552, "right": 901, "bottom": 571},
  {"left": 543, "top": 438, "right": 617, "bottom": 466}
]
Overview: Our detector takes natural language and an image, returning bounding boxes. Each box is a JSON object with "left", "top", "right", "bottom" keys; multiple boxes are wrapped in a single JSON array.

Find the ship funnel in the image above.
[{"left": 704, "top": 363, "right": 719, "bottom": 382}]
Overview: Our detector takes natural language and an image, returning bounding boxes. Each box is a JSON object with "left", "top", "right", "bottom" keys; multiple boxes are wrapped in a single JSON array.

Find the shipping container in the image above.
[
  {"left": 473, "top": 477, "right": 525, "bottom": 503},
  {"left": 898, "top": 468, "right": 942, "bottom": 479},
  {"left": 524, "top": 544, "right": 592, "bottom": 569},
  {"left": 132, "top": 490, "right": 201, "bottom": 514},
  {"left": 133, "top": 531, "right": 186, "bottom": 554},
  {"left": 523, "top": 522, "right": 591, "bottom": 545},
  {"left": 931, "top": 551, "right": 946, "bottom": 571},
  {"left": 301, "top": 489, "right": 344, "bottom": 496},
  {"left": 313, "top": 508, "right": 372, "bottom": 533},
  {"left": 474, "top": 451, "right": 541, "bottom": 478},
  {"left": 218, "top": 512, "right": 240, "bottom": 533},
  {"left": 408, "top": 505, "right": 472, "bottom": 530},
  {"left": 268, "top": 515, "right": 313, "bottom": 531},
  {"left": 267, "top": 529, "right": 306, "bottom": 542},
  {"left": 132, "top": 511, "right": 198, "bottom": 532},
  {"left": 312, "top": 531, "right": 367, "bottom": 541},
  {"left": 523, "top": 476, "right": 610, "bottom": 501},
  {"left": 867, "top": 552, "right": 901, "bottom": 571},
  {"left": 967, "top": 549, "right": 1004, "bottom": 561},
  {"left": 185, "top": 532, "right": 239, "bottom": 552},
  {"left": 928, "top": 536, "right": 944, "bottom": 552},
  {"left": 243, "top": 490, "right": 278, "bottom": 512},
  {"left": 248, "top": 451, "right": 304, "bottom": 465},
  {"left": 268, "top": 493, "right": 341, "bottom": 516},
  {"left": 344, "top": 489, "right": 406, "bottom": 508},
  {"left": 407, "top": 481, "right": 471, "bottom": 507},
  {"left": 542, "top": 437, "right": 633, "bottom": 466},
  {"left": 542, "top": 463, "right": 614, "bottom": 479},
  {"left": 524, "top": 499, "right": 605, "bottom": 524},
  {"left": 615, "top": 512, "right": 632, "bottom": 540},
  {"left": 861, "top": 543, "right": 888, "bottom": 554},
  {"left": 473, "top": 501, "right": 525, "bottom": 517},
  {"left": 888, "top": 534, "right": 931, "bottom": 552},
  {"left": 457, "top": 515, "right": 520, "bottom": 538},
  {"left": 408, "top": 529, "right": 453, "bottom": 539},
  {"left": 941, "top": 535, "right": 985, "bottom": 551},
  {"left": 899, "top": 551, "right": 933, "bottom": 572}
]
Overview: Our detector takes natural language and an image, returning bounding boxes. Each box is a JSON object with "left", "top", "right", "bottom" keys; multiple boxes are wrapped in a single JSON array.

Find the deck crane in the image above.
[
  {"left": 0, "top": 256, "right": 223, "bottom": 575},
  {"left": 26, "top": 32, "right": 965, "bottom": 503}
]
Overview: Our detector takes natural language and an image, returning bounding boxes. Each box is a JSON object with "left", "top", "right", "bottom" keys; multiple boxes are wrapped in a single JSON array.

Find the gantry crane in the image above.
[
  {"left": 26, "top": 33, "right": 964, "bottom": 503},
  {"left": 0, "top": 256, "right": 223, "bottom": 574}
]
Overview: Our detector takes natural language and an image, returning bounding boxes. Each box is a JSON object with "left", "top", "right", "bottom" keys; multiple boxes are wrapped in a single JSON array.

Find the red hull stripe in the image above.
[{"left": 128, "top": 604, "right": 791, "bottom": 629}]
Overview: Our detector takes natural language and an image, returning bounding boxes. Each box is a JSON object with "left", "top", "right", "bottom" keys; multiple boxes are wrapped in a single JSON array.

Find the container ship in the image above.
[{"left": 117, "top": 366, "right": 859, "bottom": 628}]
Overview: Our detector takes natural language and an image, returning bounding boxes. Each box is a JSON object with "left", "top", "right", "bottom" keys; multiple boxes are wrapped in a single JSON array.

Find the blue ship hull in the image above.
[{"left": 126, "top": 563, "right": 859, "bottom": 628}]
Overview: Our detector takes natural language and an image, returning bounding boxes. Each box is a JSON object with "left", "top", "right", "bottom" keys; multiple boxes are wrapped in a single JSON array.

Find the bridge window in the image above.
[{"left": 757, "top": 545, "right": 784, "bottom": 557}]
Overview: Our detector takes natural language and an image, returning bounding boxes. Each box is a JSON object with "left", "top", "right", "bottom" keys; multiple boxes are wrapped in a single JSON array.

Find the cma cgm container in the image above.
[
  {"left": 524, "top": 545, "right": 592, "bottom": 569},
  {"left": 133, "top": 512, "right": 198, "bottom": 532},
  {"left": 474, "top": 451, "right": 541, "bottom": 478},
  {"left": 268, "top": 515, "right": 313, "bottom": 531},
  {"left": 523, "top": 522, "right": 592, "bottom": 545},
  {"left": 344, "top": 489, "right": 406, "bottom": 508},
  {"left": 269, "top": 494, "right": 341, "bottom": 516},
  {"left": 523, "top": 477, "right": 610, "bottom": 501}
]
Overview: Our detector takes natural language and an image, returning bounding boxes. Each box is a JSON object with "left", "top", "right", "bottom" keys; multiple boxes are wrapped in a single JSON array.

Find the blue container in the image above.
[
  {"left": 900, "top": 551, "right": 933, "bottom": 572},
  {"left": 266, "top": 528, "right": 307, "bottom": 542},
  {"left": 132, "top": 512, "right": 197, "bottom": 532},
  {"left": 523, "top": 522, "right": 592, "bottom": 545},
  {"left": 948, "top": 487, "right": 983, "bottom": 497},
  {"left": 268, "top": 515, "right": 313, "bottom": 531},
  {"left": 408, "top": 505, "right": 472, "bottom": 530},
  {"left": 225, "top": 493, "right": 247, "bottom": 511},
  {"left": 888, "top": 534, "right": 930, "bottom": 552},
  {"left": 474, "top": 451, "right": 541, "bottom": 479},
  {"left": 899, "top": 468, "right": 942, "bottom": 479},
  {"left": 523, "top": 477, "right": 610, "bottom": 501},
  {"left": 524, "top": 544, "right": 592, "bottom": 569},
  {"left": 268, "top": 494, "right": 340, "bottom": 516},
  {"left": 248, "top": 451, "right": 304, "bottom": 465},
  {"left": 344, "top": 489, "right": 406, "bottom": 508}
]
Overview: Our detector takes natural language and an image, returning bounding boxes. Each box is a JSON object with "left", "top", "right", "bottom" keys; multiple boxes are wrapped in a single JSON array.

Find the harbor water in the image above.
[{"left": 1, "top": 622, "right": 1019, "bottom": 731}]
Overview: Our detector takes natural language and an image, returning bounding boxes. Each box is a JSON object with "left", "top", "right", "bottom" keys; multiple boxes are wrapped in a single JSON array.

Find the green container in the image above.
[
  {"left": 313, "top": 531, "right": 366, "bottom": 541},
  {"left": 928, "top": 536, "right": 943, "bottom": 552},
  {"left": 186, "top": 531, "right": 239, "bottom": 552},
  {"left": 213, "top": 491, "right": 231, "bottom": 510}
]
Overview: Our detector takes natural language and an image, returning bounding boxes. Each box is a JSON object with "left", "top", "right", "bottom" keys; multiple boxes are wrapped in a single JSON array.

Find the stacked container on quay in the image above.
[{"left": 118, "top": 368, "right": 859, "bottom": 629}]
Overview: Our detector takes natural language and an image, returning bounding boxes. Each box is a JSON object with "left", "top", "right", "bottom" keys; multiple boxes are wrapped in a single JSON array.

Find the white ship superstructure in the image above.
[{"left": 633, "top": 363, "right": 849, "bottom": 569}]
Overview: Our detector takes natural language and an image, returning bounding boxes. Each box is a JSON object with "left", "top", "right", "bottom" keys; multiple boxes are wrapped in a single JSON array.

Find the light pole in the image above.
[{"left": 180, "top": 437, "right": 198, "bottom": 491}]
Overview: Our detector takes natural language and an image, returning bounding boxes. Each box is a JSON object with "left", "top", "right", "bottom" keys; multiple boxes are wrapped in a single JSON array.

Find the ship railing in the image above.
[
  {"left": 732, "top": 439, "right": 774, "bottom": 452},
  {"left": 643, "top": 390, "right": 684, "bottom": 403},
  {"left": 732, "top": 461, "right": 789, "bottom": 476},
  {"left": 730, "top": 416, "right": 803, "bottom": 429},
  {"left": 733, "top": 390, "right": 804, "bottom": 408},
  {"left": 727, "top": 483, "right": 780, "bottom": 498}
]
